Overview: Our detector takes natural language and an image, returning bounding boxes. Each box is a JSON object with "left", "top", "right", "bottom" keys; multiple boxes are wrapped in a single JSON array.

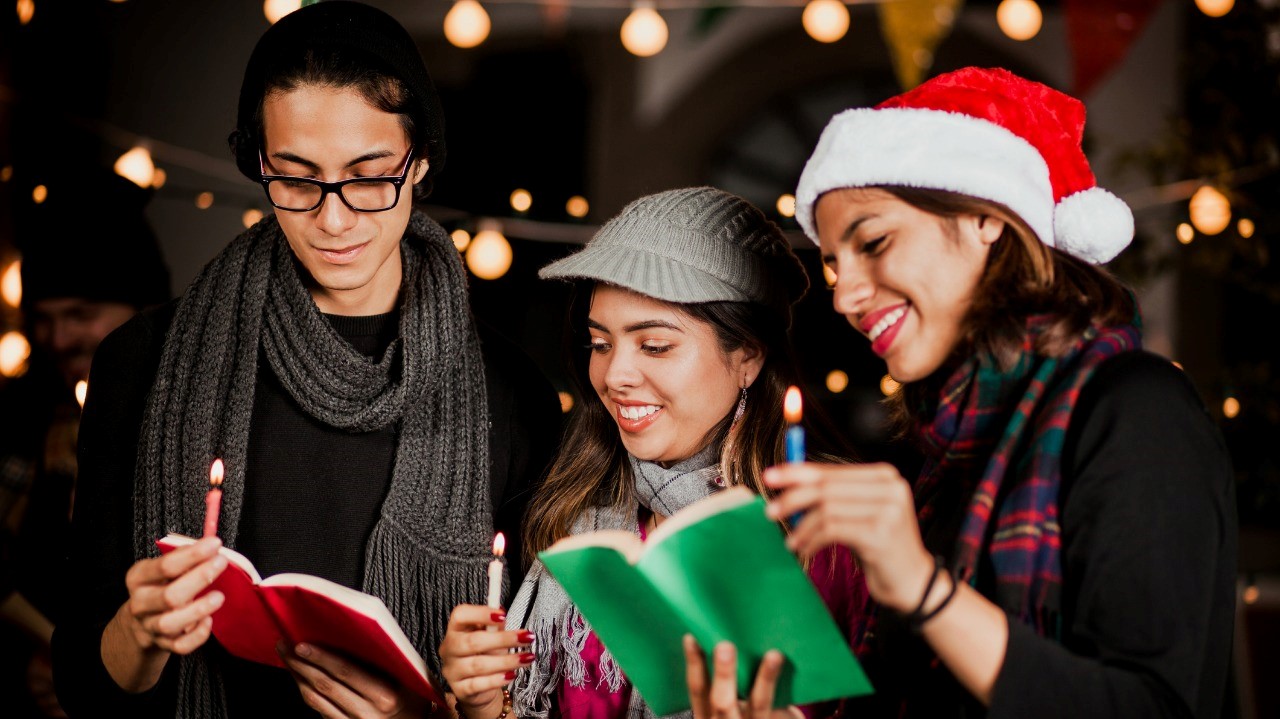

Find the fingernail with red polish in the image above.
[
  {"left": 518, "top": 630, "right": 536, "bottom": 644},
  {"left": 491, "top": 612, "right": 507, "bottom": 623},
  {"left": 504, "top": 670, "right": 517, "bottom": 681},
  {"left": 519, "top": 653, "right": 536, "bottom": 664}
]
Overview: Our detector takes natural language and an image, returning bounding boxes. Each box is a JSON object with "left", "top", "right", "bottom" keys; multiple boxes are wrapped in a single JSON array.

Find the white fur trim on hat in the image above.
[
  {"left": 796, "top": 107, "right": 1056, "bottom": 249},
  {"left": 1053, "top": 187, "right": 1134, "bottom": 264}
]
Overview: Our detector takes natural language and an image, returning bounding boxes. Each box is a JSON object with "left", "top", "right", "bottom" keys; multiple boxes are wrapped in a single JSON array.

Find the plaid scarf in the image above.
[{"left": 913, "top": 318, "right": 1142, "bottom": 635}]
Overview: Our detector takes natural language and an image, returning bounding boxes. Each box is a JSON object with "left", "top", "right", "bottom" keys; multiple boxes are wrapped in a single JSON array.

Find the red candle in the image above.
[{"left": 203, "top": 459, "right": 224, "bottom": 539}]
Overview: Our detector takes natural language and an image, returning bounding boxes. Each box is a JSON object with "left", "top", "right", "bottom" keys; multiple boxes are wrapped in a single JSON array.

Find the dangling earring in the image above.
[{"left": 732, "top": 383, "right": 748, "bottom": 424}]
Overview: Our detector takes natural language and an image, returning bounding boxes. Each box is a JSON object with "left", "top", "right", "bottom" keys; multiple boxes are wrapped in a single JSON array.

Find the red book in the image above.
[{"left": 156, "top": 534, "right": 441, "bottom": 703}]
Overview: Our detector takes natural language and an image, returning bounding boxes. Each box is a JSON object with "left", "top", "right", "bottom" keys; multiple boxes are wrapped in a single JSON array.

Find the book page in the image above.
[
  {"left": 158, "top": 533, "right": 263, "bottom": 584},
  {"left": 544, "top": 530, "right": 644, "bottom": 563},
  {"left": 645, "top": 486, "right": 756, "bottom": 548}
]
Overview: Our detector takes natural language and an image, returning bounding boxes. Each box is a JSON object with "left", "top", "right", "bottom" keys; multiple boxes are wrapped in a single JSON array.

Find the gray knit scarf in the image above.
[
  {"left": 133, "top": 211, "right": 493, "bottom": 718},
  {"left": 507, "top": 445, "right": 720, "bottom": 719}
]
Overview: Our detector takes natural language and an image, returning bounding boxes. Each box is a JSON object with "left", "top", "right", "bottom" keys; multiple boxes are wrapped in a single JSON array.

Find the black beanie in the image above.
[
  {"left": 17, "top": 169, "right": 171, "bottom": 310},
  {"left": 227, "top": 1, "right": 445, "bottom": 192}
]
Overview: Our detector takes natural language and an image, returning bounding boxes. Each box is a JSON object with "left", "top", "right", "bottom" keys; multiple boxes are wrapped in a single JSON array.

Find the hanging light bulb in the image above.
[
  {"left": 880, "top": 374, "right": 901, "bottom": 396},
  {"left": 1, "top": 260, "right": 21, "bottom": 307},
  {"left": 0, "top": 166, "right": 12, "bottom": 182},
  {"left": 1237, "top": 218, "right": 1255, "bottom": 238},
  {"left": 621, "top": 1, "right": 668, "bottom": 58},
  {"left": 444, "top": 0, "right": 491, "bottom": 49},
  {"left": 776, "top": 194, "right": 797, "bottom": 218},
  {"left": 451, "top": 229, "right": 472, "bottom": 252},
  {"left": 263, "top": 0, "right": 301, "bottom": 25},
  {"left": 825, "top": 370, "right": 849, "bottom": 394},
  {"left": 16, "top": 0, "right": 33, "bottom": 26},
  {"left": 1222, "top": 396, "right": 1240, "bottom": 419},
  {"left": 31, "top": 185, "right": 47, "bottom": 204},
  {"left": 565, "top": 195, "right": 589, "bottom": 219},
  {"left": 195, "top": 191, "right": 215, "bottom": 209},
  {"left": 114, "top": 146, "right": 156, "bottom": 188},
  {"left": 1195, "top": 0, "right": 1234, "bottom": 18},
  {"left": 802, "top": 0, "right": 850, "bottom": 44},
  {"left": 466, "top": 221, "right": 513, "bottom": 280},
  {"left": 1188, "top": 185, "right": 1231, "bottom": 235},
  {"left": 1176, "top": 223, "right": 1195, "bottom": 245},
  {"left": 0, "top": 331, "right": 31, "bottom": 378},
  {"left": 997, "top": 0, "right": 1042, "bottom": 41},
  {"left": 510, "top": 188, "right": 532, "bottom": 213}
]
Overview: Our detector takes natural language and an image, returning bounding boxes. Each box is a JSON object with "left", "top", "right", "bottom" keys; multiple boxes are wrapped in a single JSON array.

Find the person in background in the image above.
[
  {"left": 767, "top": 66, "right": 1236, "bottom": 718},
  {"left": 1, "top": 168, "right": 170, "bottom": 718},
  {"left": 438, "top": 187, "right": 867, "bottom": 719},
  {"left": 51, "top": 3, "right": 559, "bottom": 717}
]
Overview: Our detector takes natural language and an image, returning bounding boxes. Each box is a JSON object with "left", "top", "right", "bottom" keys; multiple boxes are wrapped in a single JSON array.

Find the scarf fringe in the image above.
[{"left": 363, "top": 519, "right": 491, "bottom": 678}]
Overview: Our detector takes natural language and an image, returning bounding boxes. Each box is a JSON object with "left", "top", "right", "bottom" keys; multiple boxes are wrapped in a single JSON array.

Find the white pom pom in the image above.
[{"left": 1053, "top": 188, "right": 1134, "bottom": 264}]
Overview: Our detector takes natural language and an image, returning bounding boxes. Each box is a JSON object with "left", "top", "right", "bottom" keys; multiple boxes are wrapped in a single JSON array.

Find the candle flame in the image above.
[
  {"left": 210, "top": 458, "right": 224, "bottom": 487},
  {"left": 75, "top": 380, "right": 88, "bottom": 408},
  {"left": 783, "top": 386, "right": 803, "bottom": 424},
  {"left": 492, "top": 532, "right": 506, "bottom": 557}
]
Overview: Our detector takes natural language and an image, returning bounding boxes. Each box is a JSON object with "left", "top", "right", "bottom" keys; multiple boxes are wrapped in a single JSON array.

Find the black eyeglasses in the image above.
[{"left": 258, "top": 149, "right": 416, "bottom": 212}]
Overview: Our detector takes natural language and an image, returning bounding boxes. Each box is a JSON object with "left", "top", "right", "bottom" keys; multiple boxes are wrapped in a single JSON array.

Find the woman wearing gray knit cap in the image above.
[
  {"left": 52, "top": 2, "right": 559, "bottom": 718},
  {"left": 438, "top": 187, "right": 867, "bottom": 719}
]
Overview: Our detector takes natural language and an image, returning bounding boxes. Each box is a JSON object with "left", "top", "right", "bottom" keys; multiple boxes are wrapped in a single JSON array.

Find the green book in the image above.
[{"left": 538, "top": 486, "right": 873, "bottom": 716}]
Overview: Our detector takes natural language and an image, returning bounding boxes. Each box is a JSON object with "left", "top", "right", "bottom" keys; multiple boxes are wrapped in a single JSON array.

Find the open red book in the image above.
[{"left": 157, "top": 534, "right": 441, "bottom": 703}]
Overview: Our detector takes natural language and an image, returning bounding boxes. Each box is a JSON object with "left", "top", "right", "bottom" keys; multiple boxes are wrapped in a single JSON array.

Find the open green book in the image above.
[{"left": 538, "top": 486, "right": 872, "bottom": 715}]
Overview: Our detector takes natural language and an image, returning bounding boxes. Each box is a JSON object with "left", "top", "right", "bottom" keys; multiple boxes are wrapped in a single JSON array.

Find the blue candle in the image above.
[{"left": 783, "top": 387, "right": 805, "bottom": 528}]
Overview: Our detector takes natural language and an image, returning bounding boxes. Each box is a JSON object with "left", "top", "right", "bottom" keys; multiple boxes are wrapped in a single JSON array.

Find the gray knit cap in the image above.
[{"left": 539, "top": 187, "right": 808, "bottom": 314}]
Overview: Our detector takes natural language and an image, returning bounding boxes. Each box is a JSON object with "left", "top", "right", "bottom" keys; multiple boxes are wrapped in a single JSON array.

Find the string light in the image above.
[
  {"left": 152, "top": 168, "right": 167, "bottom": 189},
  {"left": 558, "top": 391, "right": 575, "bottom": 413},
  {"left": 1195, "top": 0, "right": 1234, "bottom": 18},
  {"left": 1243, "top": 581, "right": 1260, "bottom": 605},
  {"left": 510, "top": 188, "right": 532, "bottom": 213},
  {"left": 0, "top": 331, "right": 31, "bottom": 378},
  {"left": 195, "top": 191, "right": 215, "bottom": 209},
  {"left": 802, "top": 0, "right": 850, "bottom": 44},
  {"left": 16, "top": 0, "right": 33, "bottom": 26},
  {"left": 32, "top": 185, "right": 47, "bottom": 204},
  {"left": 1237, "top": 218, "right": 1255, "bottom": 238},
  {"left": 451, "top": 229, "right": 472, "bottom": 252},
  {"left": 566, "top": 195, "right": 589, "bottom": 219},
  {"left": 1223, "top": 396, "right": 1240, "bottom": 419},
  {"left": 0, "top": 166, "right": 12, "bottom": 182},
  {"left": 1189, "top": 185, "right": 1231, "bottom": 235},
  {"left": 997, "top": 0, "right": 1042, "bottom": 41},
  {"left": 1176, "top": 223, "right": 1195, "bottom": 245},
  {"left": 880, "top": 374, "right": 901, "bottom": 396},
  {"left": 1, "top": 261, "right": 21, "bottom": 307},
  {"left": 466, "top": 221, "right": 513, "bottom": 280},
  {"left": 114, "top": 146, "right": 156, "bottom": 188},
  {"left": 444, "top": 0, "right": 491, "bottom": 49},
  {"left": 825, "top": 370, "right": 849, "bottom": 394},
  {"left": 263, "top": 0, "right": 301, "bottom": 25},
  {"left": 776, "top": 194, "right": 796, "bottom": 218},
  {"left": 242, "top": 208, "right": 264, "bottom": 228},
  {"left": 621, "top": 1, "right": 668, "bottom": 57}
]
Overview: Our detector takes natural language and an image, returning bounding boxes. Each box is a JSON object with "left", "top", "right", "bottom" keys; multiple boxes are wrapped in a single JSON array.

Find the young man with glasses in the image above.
[{"left": 52, "top": 3, "right": 560, "bottom": 717}]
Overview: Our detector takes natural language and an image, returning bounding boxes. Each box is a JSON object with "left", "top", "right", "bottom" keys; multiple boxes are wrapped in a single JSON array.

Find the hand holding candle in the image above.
[
  {"left": 203, "top": 459, "right": 224, "bottom": 539},
  {"left": 486, "top": 532, "right": 506, "bottom": 629}
]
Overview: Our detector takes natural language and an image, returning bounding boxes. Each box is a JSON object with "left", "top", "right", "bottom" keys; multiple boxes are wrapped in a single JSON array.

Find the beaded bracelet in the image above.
[{"left": 494, "top": 688, "right": 513, "bottom": 719}]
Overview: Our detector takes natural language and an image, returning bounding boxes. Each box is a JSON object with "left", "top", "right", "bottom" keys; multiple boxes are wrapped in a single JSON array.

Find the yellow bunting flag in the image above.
[{"left": 878, "top": 0, "right": 964, "bottom": 90}]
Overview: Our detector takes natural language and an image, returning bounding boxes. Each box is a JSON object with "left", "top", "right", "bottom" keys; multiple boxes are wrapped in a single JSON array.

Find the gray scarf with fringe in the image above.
[
  {"left": 133, "top": 211, "right": 493, "bottom": 718},
  {"left": 506, "top": 446, "right": 720, "bottom": 719}
]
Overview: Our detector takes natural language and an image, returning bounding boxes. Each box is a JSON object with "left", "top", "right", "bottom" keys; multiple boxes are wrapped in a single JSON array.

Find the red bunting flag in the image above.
[{"left": 1066, "top": 0, "right": 1165, "bottom": 97}]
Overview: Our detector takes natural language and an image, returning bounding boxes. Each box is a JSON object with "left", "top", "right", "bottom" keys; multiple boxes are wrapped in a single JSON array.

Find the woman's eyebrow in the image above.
[{"left": 586, "top": 318, "right": 683, "bottom": 333}]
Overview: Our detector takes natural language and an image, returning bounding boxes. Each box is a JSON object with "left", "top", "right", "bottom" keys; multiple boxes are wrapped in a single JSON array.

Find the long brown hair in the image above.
[
  {"left": 879, "top": 187, "right": 1135, "bottom": 422},
  {"left": 524, "top": 282, "right": 850, "bottom": 561}
]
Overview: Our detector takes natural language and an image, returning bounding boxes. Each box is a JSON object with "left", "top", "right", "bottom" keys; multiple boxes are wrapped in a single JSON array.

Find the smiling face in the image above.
[
  {"left": 815, "top": 188, "right": 1002, "bottom": 383},
  {"left": 261, "top": 84, "right": 428, "bottom": 316},
  {"left": 586, "top": 285, "right": 763, "bottom": 465}
]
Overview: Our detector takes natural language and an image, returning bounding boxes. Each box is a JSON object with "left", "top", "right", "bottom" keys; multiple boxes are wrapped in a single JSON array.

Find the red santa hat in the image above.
[{"left": 795, "top": 67, "right": 1133, "bottom": 264}]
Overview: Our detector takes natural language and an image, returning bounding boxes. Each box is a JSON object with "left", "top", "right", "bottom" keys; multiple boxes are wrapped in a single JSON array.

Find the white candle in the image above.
[{"left": 486, "top": 532, "right": 506, "bottom": 609}]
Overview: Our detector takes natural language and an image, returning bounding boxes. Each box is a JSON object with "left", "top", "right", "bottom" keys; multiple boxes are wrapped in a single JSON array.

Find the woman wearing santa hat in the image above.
[{"left": 765, "top": 67, "right": 1236, "bottom": 718}]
